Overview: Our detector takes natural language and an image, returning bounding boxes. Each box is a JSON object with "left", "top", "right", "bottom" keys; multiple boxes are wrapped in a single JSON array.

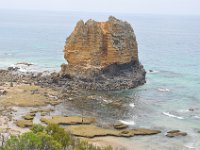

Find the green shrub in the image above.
[
  {"left": 31, "top": 124, "right": 45, "bottom": 134},
  {"left": 4, "top": 132, "right": 62, "bottom": 150},
  {"left": 103, "top": 146, "right": 113, "bottom": 150},
  {"left": 46, "top": 124, "right": 71, "bottom": 148},
  {"left": 37, "top": 132, "right": 62, "bottom": 150},
  {"left": 5, "top": 133, "right": 41, "bottom": 150},
  {"left": 2, "top": 124, "right": 112, "bottom": 150}
]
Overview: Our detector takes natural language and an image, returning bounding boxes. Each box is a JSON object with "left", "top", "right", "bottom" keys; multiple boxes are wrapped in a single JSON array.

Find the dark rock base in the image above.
[{"left": 60, "top": 60, "right": 146, "bottom": 91}]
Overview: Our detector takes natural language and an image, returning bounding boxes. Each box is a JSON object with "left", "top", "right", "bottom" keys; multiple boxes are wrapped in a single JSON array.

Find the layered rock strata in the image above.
[{"left": 61, "top": 16, "right": 146, "bottom": 90}]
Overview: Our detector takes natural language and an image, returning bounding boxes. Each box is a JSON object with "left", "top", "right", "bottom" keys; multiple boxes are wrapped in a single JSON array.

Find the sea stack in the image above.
[{"left": 61, "top": 16, "right": 146, "bottom": 90}]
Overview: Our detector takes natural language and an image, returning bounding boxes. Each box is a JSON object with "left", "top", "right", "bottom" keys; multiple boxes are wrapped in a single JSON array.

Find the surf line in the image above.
[{"left": 162, "top": 112, "right": 184, "bottom": 120}]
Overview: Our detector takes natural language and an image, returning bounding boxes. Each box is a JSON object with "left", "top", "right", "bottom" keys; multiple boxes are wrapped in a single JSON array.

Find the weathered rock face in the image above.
[
  {"left": 64, "top": 16, "right": 138, "bottom": 66},
  {"left": 61, "top": 16, "right": 146, "bottom": 90}
]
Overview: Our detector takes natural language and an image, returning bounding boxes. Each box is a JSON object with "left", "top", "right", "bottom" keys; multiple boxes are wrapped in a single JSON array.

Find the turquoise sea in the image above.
[{"left": 0, "top": 10, "right": 200, "bottom": 149}]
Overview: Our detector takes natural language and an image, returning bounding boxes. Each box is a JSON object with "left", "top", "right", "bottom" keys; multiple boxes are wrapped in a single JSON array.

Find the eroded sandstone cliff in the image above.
[{"left": 61, "top": 16, "right": 146, "bottom": 90}]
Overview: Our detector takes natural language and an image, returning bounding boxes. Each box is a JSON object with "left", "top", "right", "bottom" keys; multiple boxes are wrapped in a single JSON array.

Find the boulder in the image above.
[
  {"left": 41, "top": 112, "right": 48, "bottom": 116},
  {"left": 166, "top": 130, "right": 187, "bottom": 137},
  {"left": 113, "top": 122, "right": 128, "bottom": 130},
  {"left": 22, "top": 113, "right": 35, "bottom": 120},
  {"left": 7, "top": 67, "right": 19, "bottom": 71}
]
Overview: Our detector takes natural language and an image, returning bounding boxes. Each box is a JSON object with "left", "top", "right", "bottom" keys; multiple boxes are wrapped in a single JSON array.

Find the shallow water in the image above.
[{"left": 0, "top": 10, "right": 200, "bottom": 149}]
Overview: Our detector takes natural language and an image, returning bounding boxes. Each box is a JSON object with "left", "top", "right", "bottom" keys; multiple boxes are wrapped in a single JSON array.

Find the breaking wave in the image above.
[
  {"left": 158, "top": 88, "right": 170, "bottom": 92},
  {"left": 119, "top": 120, "right": 135, "bottom": 125},
  {"left": 129, "top": 103, "right": 135, "bottom": 108},
  {"left": 162, "top": 112, "right": 184, "bottom": 120}
]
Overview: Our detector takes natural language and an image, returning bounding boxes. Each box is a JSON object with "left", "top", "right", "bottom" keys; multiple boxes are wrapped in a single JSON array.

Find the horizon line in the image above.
[{"left": 1, "top": 8, "right": 200, "bottom": 17}]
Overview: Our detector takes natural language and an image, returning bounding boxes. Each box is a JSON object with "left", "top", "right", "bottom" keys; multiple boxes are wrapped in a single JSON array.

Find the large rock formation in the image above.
[{"left": 61, "top": 16, "right": 145, "bottom": 90}]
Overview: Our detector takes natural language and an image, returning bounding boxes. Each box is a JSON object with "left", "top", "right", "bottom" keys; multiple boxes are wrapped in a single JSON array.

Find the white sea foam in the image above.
[
  {"left": 148, "top": 70, "right": 159, "bottom": 73},
  {"left": 162, "top": 112, "right": 184, "bottom": 120},
  {"left": 4, "top": 53, "right": 13, "bottom": 56},
  {"left": 193, "top": 116, "right": 200, "bottom": 119},
  {"left": 184, "top": 143, "right": 196, "bottom": 149},
  {"left": 11, "top": 63, "right": 35, "bottom": 73},
  {"left": 129, "top": 103, "right": 135, "bottom": 108},
  {"left": 178, "top": 109, "right": 190, "bottom": 113},
  {"left": 10, "top": 63, "right": 53, "bottom": 73},
  {"left": 119, "top": 120, "right": 135, "bottom": 125},
  {"left": 158, "top": 88, "right": 170, "bottom": 92},
  {"left": 102, "top": 99, "right": 112, "bottom": 103}
]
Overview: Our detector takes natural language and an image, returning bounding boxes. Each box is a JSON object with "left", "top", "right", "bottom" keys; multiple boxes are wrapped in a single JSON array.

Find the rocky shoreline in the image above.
[
  {"left": 0, "top": 68, "right": 199, "bottom": 149},
  {"left": 61, "top": 61, "right": 146, "bottom": 91},
  {"left": 0, "top": 68, "right": 147, "bottom": 149}
]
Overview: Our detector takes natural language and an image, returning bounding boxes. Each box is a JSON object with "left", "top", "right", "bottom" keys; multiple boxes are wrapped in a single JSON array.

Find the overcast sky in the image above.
[{"left": 0, "top": 0, "right": 200, "bottom": 15}]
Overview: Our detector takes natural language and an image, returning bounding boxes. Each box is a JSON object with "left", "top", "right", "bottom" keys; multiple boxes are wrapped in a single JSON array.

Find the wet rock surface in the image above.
[
  {"left": 41, "top": 116, "right": 96, "bottom": 125},
  {"left": 65, "top": 125, "right": 161, "bottom": 138},
  {"left": 166, "top": 130, "right": 187, "bottom": 137}
]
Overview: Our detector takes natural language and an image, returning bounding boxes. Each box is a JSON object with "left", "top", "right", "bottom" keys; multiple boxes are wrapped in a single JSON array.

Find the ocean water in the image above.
[{"left": 0, "top": 10, "right": 200, "bottom": 149}]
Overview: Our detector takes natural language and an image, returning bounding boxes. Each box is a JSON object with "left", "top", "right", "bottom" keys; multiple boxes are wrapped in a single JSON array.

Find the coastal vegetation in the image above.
[{"left": 0, "top": 124, "right": 113, "bottom": 150}]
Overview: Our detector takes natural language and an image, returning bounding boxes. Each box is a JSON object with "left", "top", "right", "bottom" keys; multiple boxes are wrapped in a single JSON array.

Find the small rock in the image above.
[
  {"left": 113, "top": 122, "right": 128, "bottom": 130},
  {"left": 111, "top": 101, "right": 122, "bottom": 107},
  {"left": 166, "top": 130, "right": 187, "bottom": 137},
  {"left": 22, "top": 113, "right": 35, "bottom": 120},
  {"left": 31, "top": 89, "right": 39, "bottom": 95},
  {"left": 189, "top": 108, "right": 194, "bottom": 111},
  {"left": 131, "top": 128, "right": 161, "bottom": 135},
  {"left": 10, "top": 82, "right": 13, "bottom": 87},
  {"left": 41, "top": 112, "right": 48, "bottom": 116},
  {"left": 16, "top": 120, "right": 33, "bottom": 128},
  {"left": 149, "top": 70, "right": 153, "bottom": 72},
  {"left": 167, "top": 130, "right": 180, "bottom": 133},
  {"left": 0, "top": 83, "right": 5, "bottom": 86},
  {"left": 8, "top": 67, "right": 19, "bottom": 71},
  {"left": 121, "top": 130, "right": 130, "bottom": 134},
  {"left": 0, "top": 90, "right": 7, "bottom": 95},
  {"left": 16, "top": 62, "right": 33, "bottom": 66}
]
